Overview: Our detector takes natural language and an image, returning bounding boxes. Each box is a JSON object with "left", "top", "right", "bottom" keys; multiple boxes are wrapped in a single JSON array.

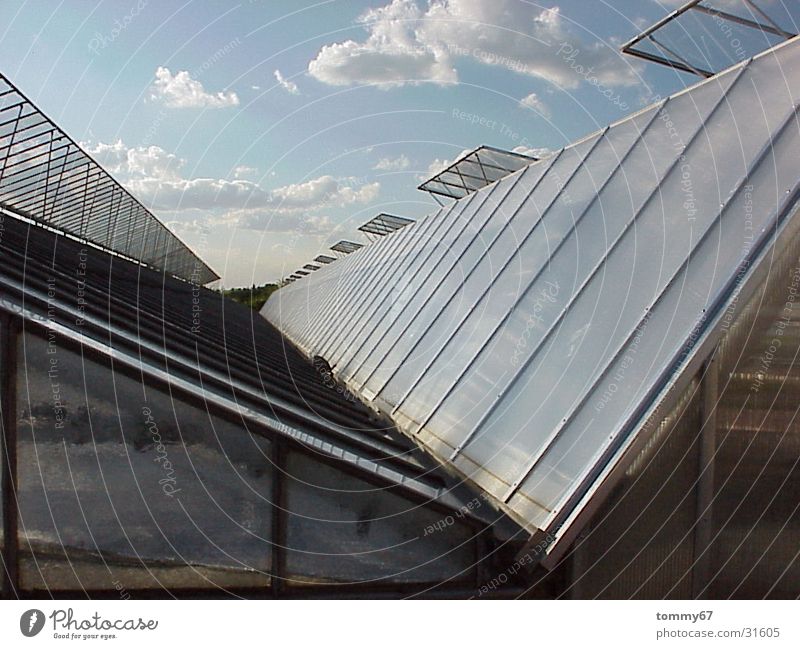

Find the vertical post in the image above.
[
  {"left": 270, "top": 438, "right": 285, "bottom": 599},
  {"left": 692, "top": 354, "right": 718, "bottom": 598},
  {"left": 567, "top": 525, "right": 592, "bottom": 599},
  {"left": 1, "top": 315, "right": 19, "bottom": 597}
]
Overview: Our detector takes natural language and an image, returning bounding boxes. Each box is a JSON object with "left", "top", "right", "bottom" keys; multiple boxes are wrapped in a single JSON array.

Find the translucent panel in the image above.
[
  {"left": 705, "top": 228, "right": 800, "bottom": 598},
  {"left": 262, "top": 39, "right": 800, "bottom": 548},
  {"left": 454, "top": 50, "right": 790, "bottom": 506},
  {"left": 0, "top": 320, "right": 4, "bottom": 592},
  {"left": 283, "top": 450, "right": 477, "bottom": 586},
  {"left": 512, "top": 49, "right": 800, "bottom": 525},
  {"left": 276, "top": 245, "right": 374, "bottom": 346},
  {"left": 283, "top": 233, "right": 385, "bottom": 342},
  {"left": 422, "top": 71, "right": 734, "bottom": 478},
  {"left": 415, "top": 102, "right": 683, "bottom": 461},
  {"left": 322, "top": 200, "right": 468, "bottom": 365},
  {"left": 393, "top": 107, "right": 662, "bottom": 440},
  {"left": 338, "top": 185, "right": 507, "bottom": 388},
  {"left": 569, "top": 378, "right": 701, "bottom": 599},
  {"left": 17, "top": 330, "right": 273, "bottom": 591},
  {"left": 359, "top": 164, "right": 550, "bottom": 402},
  {"left": 296, "top": 243, "right": 395, "bottom": 349},
  {"left": 311, "top": 205, "right": 453, "bottom": 358}
]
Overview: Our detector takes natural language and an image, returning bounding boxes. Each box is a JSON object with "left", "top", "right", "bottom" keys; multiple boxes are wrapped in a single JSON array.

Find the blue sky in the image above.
[{"left": 0, "top": 0, "right": 700, "bottom": 286}]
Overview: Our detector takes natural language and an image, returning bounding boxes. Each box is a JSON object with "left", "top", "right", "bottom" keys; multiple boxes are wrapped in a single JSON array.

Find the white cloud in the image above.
[
  {"left": 519, "top": 92, "right": 551, "bottom": 117},
  {"left": 269, "top": 175, "right": 379, "bottom": 209},
  {"left": 83, "top": 141, "right": 380, "bottom": 217},
  {"left": 308, "top": 0, "right": 639, "bottom": 89},
  {"left": 373, "top": 154, "right": 410, "bottom": 171},
  {"left": 148, "top": 66, "right": 239, "bottom": 109},
  {"left": 233, "top": 165, "right": 258, "bottom": 180},
  {"left": 308, "top": 0, "right": 457, "bottom": 87},
  {"left": 273, "top": 69, "right": 299, "bottom": 94},
  {"left": 235, "top": 211, "right": 334, "bottom": 233},
  {"left": 422, "top": 148, "right": 472, "bottom": 179},
  {"left": 512, "top": 145, "right": 551, "bottom": 159}
]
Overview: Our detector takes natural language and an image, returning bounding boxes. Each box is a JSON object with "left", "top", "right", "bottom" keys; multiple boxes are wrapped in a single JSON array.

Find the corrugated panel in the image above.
[
  {"left": 0, "top": 216, "right": 496, "bottom": 515},
  {"left": 705, "top": 228, "right": 800, "bottom": 598},
  {"left": 568, "top": 377, "right": 701, "bottom": 599},
  {"left": 262, "top": 38, "right": 800, "bottom": 550}
]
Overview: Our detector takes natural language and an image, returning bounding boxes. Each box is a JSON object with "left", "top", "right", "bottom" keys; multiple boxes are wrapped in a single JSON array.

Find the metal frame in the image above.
[
  {"left": 621, "top": 0, "right": 796, "bottom": 77},
  {"left": 357, "top": 213, "right": 415, "bottom": 237},
  {"left": 0, "top": 73, "right": 218, "bottom": 284},
  {"left": 0, "top": 315, "right": 19, "bottom": 598},
  {"left": 330, "top": 240, "right": 363, "bottom": 254},
  {"left": 418, "top": 145, "right": 538, "bottom": 201}
]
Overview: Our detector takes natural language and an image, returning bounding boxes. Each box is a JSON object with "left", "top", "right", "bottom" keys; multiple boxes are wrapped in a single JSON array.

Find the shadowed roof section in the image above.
[
  {"left": 418, "top": 145, "right": 537, "bottom": 201},
  {"left": 0, "top": 213, "right": 501, "bottom": 521},
  {"left": 0, "top": 72, "right": 219, "bottom": 285},
  {"left": 262, "top": 37, "right": 800, "bottom": 561}
]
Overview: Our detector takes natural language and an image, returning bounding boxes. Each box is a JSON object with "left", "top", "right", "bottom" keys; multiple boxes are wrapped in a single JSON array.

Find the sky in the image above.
[{"left": 0, "top": 0, "right": 704, "bottom": 287}]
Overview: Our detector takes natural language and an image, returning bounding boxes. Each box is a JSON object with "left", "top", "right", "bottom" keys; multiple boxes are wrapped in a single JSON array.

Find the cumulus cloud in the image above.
[
  {"left": 83, "top": 141, "right": 380, "bottom": 216},
  {"left": 274, "top": 69, "right": 299, "bottom": 94},
  {"left": 232, "top": 165, "right": 258, "bottom": 180},
  {"left": 519, "top": 92, "right": 551, "bottom": 117},
  {"left": 373, "top": 154, "right": 410, "bottom": 171},
  {"left": 235, "top": 211, "right": 334, "bottom": 233},
  {"left": 269, "top": 175, "right": 380, "bottom": 209},
  {"left": 308, "top": 0, "right": 640, "bottom": 89},
  {"left": 512, "top": 144, "right": 551, "bottom": 159},
  {"left": 308, "top": 0, "right": 457, "bottom": 87},
  {"left": 421, "top": 148, "right": 472, "bottom": 179},
  {"left": 148, "top": 66, "right": 239, "bottom": 109}
]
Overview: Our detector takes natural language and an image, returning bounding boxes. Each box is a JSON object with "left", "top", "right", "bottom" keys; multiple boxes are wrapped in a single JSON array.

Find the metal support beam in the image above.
[
  {"left": 0, "top": 315, "right": 19, "bottom": 597},
  {"left": 692, "top": 352, "right": 719, "bottom": 598},
  {"left": 271, "top": 437, "right": 285, "bottom": 599}
]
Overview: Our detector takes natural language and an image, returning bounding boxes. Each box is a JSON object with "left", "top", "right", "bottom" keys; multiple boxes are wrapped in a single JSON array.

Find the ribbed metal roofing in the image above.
[
  {"left": 263, "top": 38, "right": 800, "bottom": 557},
  {"left": 0, "top": 212, "right": 498, "bottom": 519}
]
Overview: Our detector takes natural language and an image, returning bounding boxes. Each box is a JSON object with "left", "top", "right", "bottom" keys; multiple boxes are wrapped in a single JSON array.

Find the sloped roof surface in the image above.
[
  {"left": 0, "top": 211, "right": 493, "bottom": 513},
  {"left": 262, "top": 38, "right": 800, "bottom": 549},
  {"left": 0, "top": 73, "right": 219, "bottom": 284}
]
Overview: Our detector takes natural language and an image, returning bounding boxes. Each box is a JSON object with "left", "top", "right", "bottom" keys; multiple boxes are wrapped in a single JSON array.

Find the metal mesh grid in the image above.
[
  {"left": 357, "top": 213, "right": 415, "bottom": 236},
  {"left": 418, "top": 145, "right": 538, "bottom": 201},
  {"left": 0, "top": 73, "right": 219, "bottom": 284}
]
